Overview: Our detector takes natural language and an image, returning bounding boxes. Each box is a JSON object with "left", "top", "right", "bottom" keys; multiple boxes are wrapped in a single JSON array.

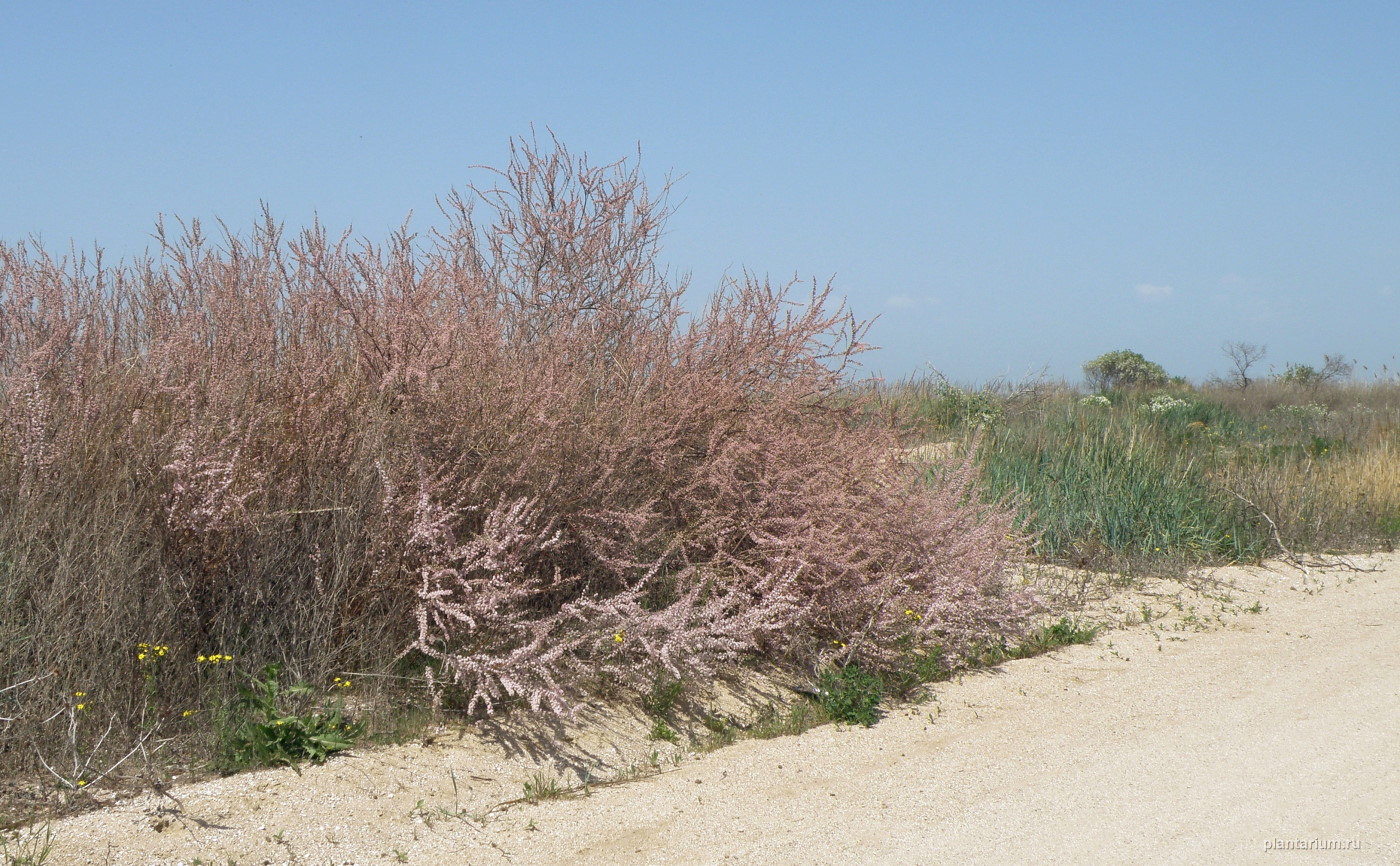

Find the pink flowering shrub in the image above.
[{"left": 0, "top": 136, "right": 1036, "bottom": 734}]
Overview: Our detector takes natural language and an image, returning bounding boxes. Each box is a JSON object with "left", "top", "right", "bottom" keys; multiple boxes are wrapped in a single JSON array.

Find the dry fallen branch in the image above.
[{"left": 1225, "top": 489, "right": 1381, "bottom": 574}]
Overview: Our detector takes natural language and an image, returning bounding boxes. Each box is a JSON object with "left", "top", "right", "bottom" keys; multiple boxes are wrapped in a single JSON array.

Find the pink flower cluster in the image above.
[{"left": 0, "top": 134, "right": 1038, "bottom": 717}]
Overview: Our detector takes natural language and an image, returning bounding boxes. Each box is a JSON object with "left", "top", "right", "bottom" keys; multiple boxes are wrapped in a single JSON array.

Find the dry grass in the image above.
[{"left": 1318, "top": 441, "right": 1400, "bottom": 515}]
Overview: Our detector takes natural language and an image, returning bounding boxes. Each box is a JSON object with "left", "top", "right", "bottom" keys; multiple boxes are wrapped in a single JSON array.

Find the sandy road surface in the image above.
[{"left": 45, "top": 555, "right": 1400, "bottom": 865}]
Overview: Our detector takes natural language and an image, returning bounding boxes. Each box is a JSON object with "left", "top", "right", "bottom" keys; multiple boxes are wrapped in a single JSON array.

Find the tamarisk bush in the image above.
[{"left": 0, "top": 137, "right": 1035, "bottom": 771}]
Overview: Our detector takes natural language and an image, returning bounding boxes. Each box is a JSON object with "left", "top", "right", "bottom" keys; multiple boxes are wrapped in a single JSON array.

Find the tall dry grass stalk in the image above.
[
  {"left": 0, "top": 137, "right": 1033, "bottom": 784},
  {"left": 1205, "top": 379, "right": 1400, "bottom": 428},
  {"left": 1318, "top": 441, "right": 1400, "bottom": 516},
  {"left": 1217, "top": 439, "right": 1400, "bottom": 550}
]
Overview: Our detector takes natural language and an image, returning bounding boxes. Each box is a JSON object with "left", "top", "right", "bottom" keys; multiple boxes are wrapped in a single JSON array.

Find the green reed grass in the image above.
[
  {"left": 883, "top": 375, "right": 1400, "bottom": 571},
  {"left": 975, "top": 403, "right": 1268, "bottom": 566}
]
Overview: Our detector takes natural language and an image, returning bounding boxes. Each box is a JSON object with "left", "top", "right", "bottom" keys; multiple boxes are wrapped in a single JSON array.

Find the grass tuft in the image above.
[
  {"left": 521, "top": 771, "right": 565, "bottom": 804},
  {"left": 0, "top": 824, "right": 54, "bottom": 866}
]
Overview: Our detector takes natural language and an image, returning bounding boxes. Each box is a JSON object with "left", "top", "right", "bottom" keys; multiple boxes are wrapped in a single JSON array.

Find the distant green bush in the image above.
[
  {"left": 1083, "top": 350, "right": 1169, "bottom": 391},
  {"left": 931, "top": 382, "right": 1004, "bottom": 428},
  {"left": 1279, "top": 354, "right": 1352, "bottom": 387}
]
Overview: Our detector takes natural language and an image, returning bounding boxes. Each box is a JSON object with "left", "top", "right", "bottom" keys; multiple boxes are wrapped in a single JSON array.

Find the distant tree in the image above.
[
  {"left": 1320, "top": 353, "right": 1355, "bottom": 382},
  {"left": 1279, "top": 353, "right": 1354, "bottom": 388},
  {"left": 1280, "top": 364, "right": 1319, "bottom": 387},
  {"left": 1083, "top": 350, "right": 1169, "bottom": 391},
  {"left": 1221, "top": 341, "right": 1267, "bottom": 390}
]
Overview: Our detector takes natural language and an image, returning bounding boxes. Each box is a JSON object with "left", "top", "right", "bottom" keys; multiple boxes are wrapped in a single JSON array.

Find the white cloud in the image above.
[
  {"left": 1135, "top": 283, "right": 1174, "bottom": 301},
  {"left": 886, "top": 293, "right": 929, "bottom": 309}
]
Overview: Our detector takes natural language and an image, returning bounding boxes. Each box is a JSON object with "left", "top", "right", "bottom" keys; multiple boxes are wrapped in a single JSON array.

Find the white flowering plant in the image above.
[{"left": 1145, "top": 394, "right": 1191, "bottom": 414}]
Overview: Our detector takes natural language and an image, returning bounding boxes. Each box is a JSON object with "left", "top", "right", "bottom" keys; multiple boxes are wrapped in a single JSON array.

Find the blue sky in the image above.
[{"left": 3, "top": 1, "right": 1397, "bottom": 385}]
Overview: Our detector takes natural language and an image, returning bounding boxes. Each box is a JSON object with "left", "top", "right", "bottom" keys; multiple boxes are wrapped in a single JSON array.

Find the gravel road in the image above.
[{"left": 45, "top": 554, "right": 1400, "bottom": 865}]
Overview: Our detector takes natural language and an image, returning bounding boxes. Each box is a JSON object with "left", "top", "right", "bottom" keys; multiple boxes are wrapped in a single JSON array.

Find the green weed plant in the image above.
[
  {"left": 816, "top": 664, "right": 883, "bottom": 727},
  {"left": 214, "top": 663, "right": 364, "bottom": 774}
]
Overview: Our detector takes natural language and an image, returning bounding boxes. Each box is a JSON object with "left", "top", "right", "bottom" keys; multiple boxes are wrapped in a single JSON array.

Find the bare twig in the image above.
[
  {"left": 0, "top": 671, "right": 53, "bottom": 695},
  {"left": 35, "top": 714, "right": 162, "bottom": 792}
]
